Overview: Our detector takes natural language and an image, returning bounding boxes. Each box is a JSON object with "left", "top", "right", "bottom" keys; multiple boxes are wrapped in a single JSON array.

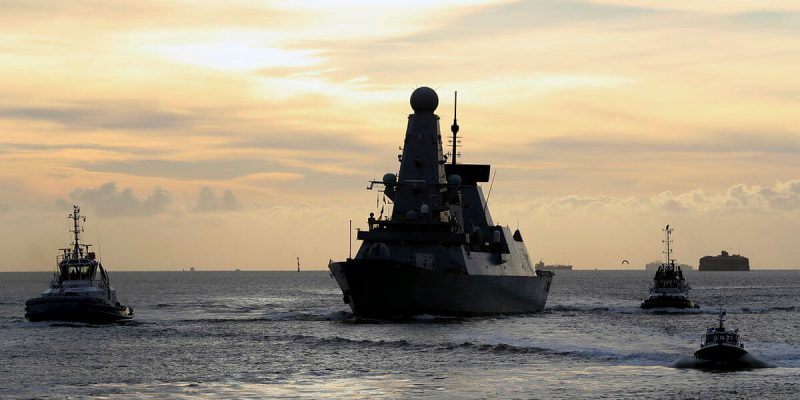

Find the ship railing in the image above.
[
  {"left": 50, "top": 276, "right": 108, "bottom": 288},
  {"left": 373, "top": 218, "right": 458, "bottom": 232}
]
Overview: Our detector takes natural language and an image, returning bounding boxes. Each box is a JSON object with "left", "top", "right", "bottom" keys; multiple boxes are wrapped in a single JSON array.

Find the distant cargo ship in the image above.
[
  {"left": 699, "top": 251, "right": 750, "bottom": 271},
  {"left": 645, "top": 261, "right": 693, "bottom": 271},
  {"left": 535, "top": 260, "right": 573, "bottom": 271}
]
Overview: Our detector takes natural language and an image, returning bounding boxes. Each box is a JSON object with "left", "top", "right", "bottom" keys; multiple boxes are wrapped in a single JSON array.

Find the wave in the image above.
[
  {"left": 546, "top": 303, "right": 773, "bottom": 315},
  {"left": 261, "top": 333, "right": 678, "bottom": 365},
  {"left": 47, "top": 322, "right": 105, "bottom": 328}
]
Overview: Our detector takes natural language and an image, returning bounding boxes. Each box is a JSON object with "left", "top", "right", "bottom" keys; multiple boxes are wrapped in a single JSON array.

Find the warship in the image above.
[
  {"left": 328, "top": 87, "right": 553, "bottom": 318},
  {"left": 641, "top": 225, "right": 698, "bottom": 309},
  {"left": 699, "top": 251, "right": 750, "bottom": 271},
  {"left": 25, "top": 206, "right": 133, "bottom": 323}
]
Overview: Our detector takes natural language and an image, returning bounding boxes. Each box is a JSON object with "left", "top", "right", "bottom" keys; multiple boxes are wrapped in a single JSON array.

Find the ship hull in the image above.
[
  {"left": 694, "top": 344, "right": 748, "bottom": 361},
  {"left": 640, "top": 295, "right": 698, "bottom": 309},
  {"left": 25, "top": 296, "right": 133, "bottom": 324},
  {"left": 329, "top": 259, "right": 552, "bottom": 318}
]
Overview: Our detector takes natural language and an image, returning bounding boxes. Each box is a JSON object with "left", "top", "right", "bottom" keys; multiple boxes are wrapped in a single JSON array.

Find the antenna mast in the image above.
[
  {"left": 662, "top": 224, "right": 674, "bottom": 265},
  {"left": 69, "top": 205, "right": 83, "bottom": 259},
  {"left": 450, "top": 91, "right": 459, "bottom": 165}
]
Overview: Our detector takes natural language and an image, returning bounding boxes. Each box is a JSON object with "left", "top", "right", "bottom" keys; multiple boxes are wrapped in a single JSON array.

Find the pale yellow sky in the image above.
[{"left": 1, "top": 0, "right": 799, "bottom": 270}]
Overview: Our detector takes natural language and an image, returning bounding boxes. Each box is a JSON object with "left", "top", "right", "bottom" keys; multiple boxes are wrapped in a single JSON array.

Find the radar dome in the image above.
[
  {"left": 447, "top": 174, "right": 462, "bottom": 186},
  {"left": 410, "top": 86, "right": 438, "bottom": 113},
  {"left": 382, "top": 173, "right": 397, "bottom": 184}
]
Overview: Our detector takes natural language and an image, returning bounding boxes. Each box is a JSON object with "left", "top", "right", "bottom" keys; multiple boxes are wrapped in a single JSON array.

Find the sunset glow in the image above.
[{"left": 1, "top": 0, "right": 799, "bottom": 270}]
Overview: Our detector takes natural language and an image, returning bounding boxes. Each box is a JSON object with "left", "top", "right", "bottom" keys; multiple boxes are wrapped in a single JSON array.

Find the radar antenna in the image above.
[{"left": 450, "top": 91, "right": 459, "bottom": 165}]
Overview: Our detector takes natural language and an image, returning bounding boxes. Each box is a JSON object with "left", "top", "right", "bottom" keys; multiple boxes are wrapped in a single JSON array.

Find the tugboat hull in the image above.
[
  {"left": 694, "top": 344, "right": 748, "bottom": 361},
  {"left": 25, "top": 296, "right": 133, "bottom": 324},
  {"left": 641, "top": 295, "right": 698, "bottom": 309},
  {"left": 329, "top": 259, "right": 552, "bottom": 318}
]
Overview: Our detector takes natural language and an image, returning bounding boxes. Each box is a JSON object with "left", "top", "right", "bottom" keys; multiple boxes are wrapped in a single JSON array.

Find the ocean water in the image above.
[{"left": 1, "top": 270, "right": 799, "bottom": 399}]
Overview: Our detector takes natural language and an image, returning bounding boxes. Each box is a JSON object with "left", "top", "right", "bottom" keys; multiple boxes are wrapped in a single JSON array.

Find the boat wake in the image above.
[{"left": 547, "top": 303, "right": 771, "bottom": 315}]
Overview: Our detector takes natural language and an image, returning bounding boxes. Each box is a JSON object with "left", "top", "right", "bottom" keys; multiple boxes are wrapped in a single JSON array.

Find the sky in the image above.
[{"left": 1, "top": 0, "right": 799, "bottom": 270}]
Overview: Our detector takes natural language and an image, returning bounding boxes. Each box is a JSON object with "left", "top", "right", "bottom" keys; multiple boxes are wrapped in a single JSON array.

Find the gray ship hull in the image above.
[
  {"left": 25, "top": 296, "right": 133, "bottom": 324},
  {"left": 329, "top": 259, "right": 552, "bottom": 318}
]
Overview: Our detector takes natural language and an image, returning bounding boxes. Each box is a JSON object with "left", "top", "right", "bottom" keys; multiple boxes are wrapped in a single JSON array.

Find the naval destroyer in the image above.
[{"left": 328, "top": 87, "right": 553, "bottom": 318}]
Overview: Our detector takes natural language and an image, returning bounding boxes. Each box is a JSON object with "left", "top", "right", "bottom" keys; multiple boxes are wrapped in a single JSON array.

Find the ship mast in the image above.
[
  {"left": 662, "top": 224, "right": 674, "bottom": 266},
  {"left": 69, "top": 205, "right": 84, "bottom": 259},
  {"left": 450, "top": 91, "right": 459, "bottom": 165}
]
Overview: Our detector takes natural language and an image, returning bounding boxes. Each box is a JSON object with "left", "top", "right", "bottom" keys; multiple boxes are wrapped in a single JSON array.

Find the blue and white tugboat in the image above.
[
  {"left": 25, "top": 205, "right": 133, "bottom": 323},
  {"left": 641, "top": 225, "right": 698, "bottom": 309},
  {"left": 694, "top": 310, "right": 747, "bottom": 362}
]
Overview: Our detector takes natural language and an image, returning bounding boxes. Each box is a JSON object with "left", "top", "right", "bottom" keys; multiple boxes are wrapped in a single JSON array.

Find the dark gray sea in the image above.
[{"left": 1, "top": 270, "right": 799, "bottom": 399}]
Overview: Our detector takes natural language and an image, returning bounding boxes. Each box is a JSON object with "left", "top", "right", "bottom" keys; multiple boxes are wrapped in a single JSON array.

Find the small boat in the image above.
[
  {"left": 694, "top": 310, "right": 747, "bottom": 361},
  {"left": 25, "top": 205, "right": 133, "bottom": 324},
  {"left": 641, "top": 225, "right": 698, "bottom": 309}
]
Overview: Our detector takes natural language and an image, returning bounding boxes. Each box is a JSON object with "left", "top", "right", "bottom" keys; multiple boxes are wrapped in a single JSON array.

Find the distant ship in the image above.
[
  {"left": 25, "top": 206, "right": 133, "bottom": 323},
  {"left": 699, "top": 251, "right": 750, "bottom": 271},
  {"left": 641, "top": 225, "right": 698, "bottom": 309},
  {"left": 645, "top": 261, "right": 693, "bottom": 271},
  {"left": 328, "top": 87, "right": 554, "bottom": 318},
  {"left": 535, "top": 260, "right": 573, "bottom": 271}
]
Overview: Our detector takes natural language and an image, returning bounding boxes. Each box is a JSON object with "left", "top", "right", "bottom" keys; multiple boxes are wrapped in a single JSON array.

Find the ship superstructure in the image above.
[
  {"left": 328, "top": 87, "right": 553, "bottom": 318},
  {"left": 25, "top": 205, "right": 133, "bottom": 323}
]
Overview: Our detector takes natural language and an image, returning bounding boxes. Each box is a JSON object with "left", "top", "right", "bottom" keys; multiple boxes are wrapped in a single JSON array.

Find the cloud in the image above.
[
  {"left": 82, "top": 159, "right": 288, "bottom": 181},
  {"left": 453, "top": 0, "right": 665, "bottom": 32},
  {"left": 194, "top": 187, "right": 241, "bottom": 212},
  {"left": 729, "top": 10, "right": 800, "bottom": 31},
  {"left": 67, "top": 182, "right": 171, "bottom": 217},
  {"left": 0, "top": 103, "right": 195, "bottom": 131},
  {"left": 0, "top": 141, "right": 166, "bottom": 155},
  {"left": 528, "top": 132, "right": 800, "bottom": 156},
  {"left": 225, "top": 131, "right": 374, "bottom": 152},
  {"left": 527, "top": 179, "right": 800, "bottom": 215}
]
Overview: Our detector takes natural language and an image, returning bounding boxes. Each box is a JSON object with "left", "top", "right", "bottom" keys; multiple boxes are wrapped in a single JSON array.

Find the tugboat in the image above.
[
  {"left": 641, "top": 225, "right": 698, "bottom": 309},
  {"left": 694, "top": 310, "right": 748, "bottom": 361},
  {"left": 25, "top": 205, "right": 133, "bottom": 323},
  {"left": 328, "top": 87, "right": 554, "bottom": 318}
]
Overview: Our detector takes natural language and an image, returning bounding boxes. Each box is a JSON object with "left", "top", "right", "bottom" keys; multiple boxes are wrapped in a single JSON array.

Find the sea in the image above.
[{"left": 1, "top": 270, "right": 799, "bottom": 399}]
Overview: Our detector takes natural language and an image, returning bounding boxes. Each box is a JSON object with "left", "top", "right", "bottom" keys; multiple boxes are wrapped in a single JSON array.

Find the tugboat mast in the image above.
[
  {"left": 69, "top": 205, "right": 84, "bottom": 259},
  {"left": 662, "top": 224, "right": 674, "bottom": 266}
]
